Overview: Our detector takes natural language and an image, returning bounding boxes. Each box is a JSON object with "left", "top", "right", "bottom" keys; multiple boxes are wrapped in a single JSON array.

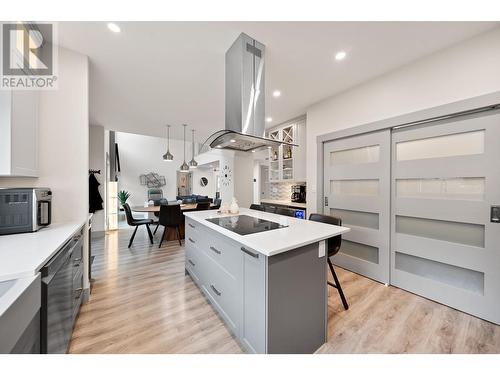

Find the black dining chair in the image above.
[
  {"left": 309, "top": 213, "right": 349, "bottom": 310},
  {"left": 249, "top": 204, "right": 264, "bottom": 211},
  {"left": 211, "top": 198, "right": 222, "bottom": 209},
  {"left": 157, "top": 204, "right": 183, "bottom": 247},
  {"left": 196, "top": 202, "right": 211, "bottom": 210},
  {"left": 153, "top": 201, "right": 168, "bottom": 235},
  {"left": 275, "top": 207, "right": 295, "bottom": 217},
  {"left": 122, "top": 203, "right": 154, "bottom": 248}
]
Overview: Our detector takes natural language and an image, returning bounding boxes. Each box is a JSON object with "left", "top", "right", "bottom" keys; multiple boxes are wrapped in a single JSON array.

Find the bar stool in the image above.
[{"left": 309, "top": 213, "right": 349, "bottom": 310}]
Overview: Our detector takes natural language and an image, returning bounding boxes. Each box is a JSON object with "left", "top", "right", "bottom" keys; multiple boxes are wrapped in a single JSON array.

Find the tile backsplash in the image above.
[{"left": 267, "top": 181, "right": 306, "bottom": 201}]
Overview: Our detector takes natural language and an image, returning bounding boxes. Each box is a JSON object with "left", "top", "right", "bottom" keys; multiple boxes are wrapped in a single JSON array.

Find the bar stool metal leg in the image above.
[{"left": 327, "top": 258, "right": 349, "bottom": 310}]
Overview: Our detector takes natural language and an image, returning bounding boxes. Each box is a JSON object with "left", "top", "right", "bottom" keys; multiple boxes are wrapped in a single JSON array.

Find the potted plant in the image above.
[{"left": 118, "top": 190, "right": 131, "bottom": 206}]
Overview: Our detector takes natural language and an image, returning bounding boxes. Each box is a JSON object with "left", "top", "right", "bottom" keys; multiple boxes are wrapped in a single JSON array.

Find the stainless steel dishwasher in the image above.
[{"left": 41, "top": 231, "right": 83, "bottom": 354}]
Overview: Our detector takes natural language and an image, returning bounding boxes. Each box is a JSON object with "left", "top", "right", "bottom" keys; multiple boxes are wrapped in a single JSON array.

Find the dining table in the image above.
[{"left": 130, "top": 203, "right": 217, "bottom": 241}]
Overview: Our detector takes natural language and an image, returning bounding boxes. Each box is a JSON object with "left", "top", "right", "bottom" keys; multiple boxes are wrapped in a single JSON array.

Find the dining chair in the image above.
[
  {"left": 122, "top": 203, "right": 154, "bottom": 248},
  {"left": 158, "top": 204, "right": 183, "bottom": 247},
  {"left": 153, "top": 201, "right": 168, "bottom": 235},
  {"left": 212, "top": 198, "right": 222, "bottom": 209},
  {"left": 196, "top": 202, "right": 211, "bottom": 210},
  {"left": 308, "top": 213, "right": 349, "bottom": 310}
]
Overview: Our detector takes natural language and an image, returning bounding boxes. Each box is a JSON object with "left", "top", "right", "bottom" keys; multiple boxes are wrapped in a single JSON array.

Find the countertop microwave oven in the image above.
[{"left": 0, "top": 188, "right": 52, "bottom": 235}]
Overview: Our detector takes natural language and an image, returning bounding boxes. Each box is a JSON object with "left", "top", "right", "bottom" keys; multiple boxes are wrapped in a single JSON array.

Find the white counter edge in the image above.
[{"left": 184, "top": 210, "right": 350, "bottom": 257}]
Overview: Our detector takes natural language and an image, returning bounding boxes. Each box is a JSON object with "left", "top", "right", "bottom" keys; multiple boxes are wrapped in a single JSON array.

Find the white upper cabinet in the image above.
[
  {"left": 0, "top": 90, "right": 39, "bottom": 177},
  {"left": 266, "top": 117, "right": 306, "bottom": 182}
]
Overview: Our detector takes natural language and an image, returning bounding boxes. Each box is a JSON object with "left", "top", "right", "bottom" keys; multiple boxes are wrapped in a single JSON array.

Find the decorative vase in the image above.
[{"left": 229, "top": 197, "right": 239, "bottom": 214}]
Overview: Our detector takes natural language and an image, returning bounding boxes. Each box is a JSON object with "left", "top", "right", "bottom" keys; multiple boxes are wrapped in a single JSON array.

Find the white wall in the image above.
[
  {"left": 306, "top": 27, "right": 500, "bottom": 213},
  {"left": 89, "top": 125, "right": 106, "bottom": 234},
  {"left": 115, "top": 131, "right": 193, "bottom": 206},
  {"left": 192, "top": 166, "right": 216, "bottom": 197},
  {"left": 234, "top": 153, "right": 254, "bottom": 209},
  {"left": 0, "top": 47, "right": 89, "bottom": 224}
]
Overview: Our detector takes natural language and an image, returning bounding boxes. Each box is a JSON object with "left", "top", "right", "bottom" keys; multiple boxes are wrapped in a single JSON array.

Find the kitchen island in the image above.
[{"left": 183, "top": 208, "right": 350, "bottom": 354}]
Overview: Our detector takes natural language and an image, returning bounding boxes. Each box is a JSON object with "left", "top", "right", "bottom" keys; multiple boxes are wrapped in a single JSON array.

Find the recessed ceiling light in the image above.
[
  {"left": 335, "top": 51, "right": 346, "bottom": 61},
  {"left": 272, "top": 90, "right": 281, "bottom": 98},
  {"left": 251, "top": 150, "right": 256, "bottom": 153},
  {"left": 266, "top": 117, "right": 273, "bottom": 123},
  {"left": 107, "top": 23, "right": 121, "bottom": 33},
  {"left": 230, "top": 139, "right": 236, "bottom": 143}
]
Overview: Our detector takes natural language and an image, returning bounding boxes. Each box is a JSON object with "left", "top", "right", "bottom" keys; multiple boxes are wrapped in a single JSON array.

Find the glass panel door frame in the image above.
[
  {"left": 323, "top": 129, "right": 391, "bottom": 284},
  {"left": 390, "top": 111, "right": 500, "bottom": 324}
]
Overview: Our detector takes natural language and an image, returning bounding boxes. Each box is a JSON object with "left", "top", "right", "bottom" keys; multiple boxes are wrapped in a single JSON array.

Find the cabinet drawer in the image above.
[
  {"left": 201, "top": 234, "right": 242, "bottom": 279},
  {"left": 72, "top": 268, "right": 84, "bottom": 323},
  {"left": 203, "top": 255, "right": 241, "bottom": 334},
  {"left": 185, "top": 243, "right": 204, "bottom": 286},
  {"left": 185, "top": 218, "right": 202, "bottom": 236}
]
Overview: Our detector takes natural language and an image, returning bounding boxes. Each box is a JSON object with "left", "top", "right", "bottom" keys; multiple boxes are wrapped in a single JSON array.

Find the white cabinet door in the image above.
[
  {"left": 0, "top": 90, "right": 38, "bottom": 177},
  {"left": 240, "top": 246, "right": 266, "bottom": 354},
  {"left": 11, "top": 91, "right": 39, "bottom": 176}
]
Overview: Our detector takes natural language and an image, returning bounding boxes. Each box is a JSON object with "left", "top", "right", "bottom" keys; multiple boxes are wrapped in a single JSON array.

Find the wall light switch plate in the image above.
[{"left": 318, "top": 240, "right": 326, "bottom": 258}]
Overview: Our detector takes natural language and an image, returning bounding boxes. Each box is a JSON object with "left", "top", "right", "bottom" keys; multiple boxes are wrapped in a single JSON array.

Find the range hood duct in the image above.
[{"left": 203, "top": 33, "right": 295, "bottom": 152}]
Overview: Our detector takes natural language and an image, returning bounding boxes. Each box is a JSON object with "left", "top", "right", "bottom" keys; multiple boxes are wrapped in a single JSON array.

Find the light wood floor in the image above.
[{"left": 69, "top": 227, "right": 500, "bottom": 354}]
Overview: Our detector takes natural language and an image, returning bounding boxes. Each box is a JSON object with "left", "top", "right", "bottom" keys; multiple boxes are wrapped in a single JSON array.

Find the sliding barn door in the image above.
[
  {"left": 323, "top": 130, "right": 390, "bottom": 284},
  {"left": 391, "top": 112, "right": 500, "bottom": 324}
]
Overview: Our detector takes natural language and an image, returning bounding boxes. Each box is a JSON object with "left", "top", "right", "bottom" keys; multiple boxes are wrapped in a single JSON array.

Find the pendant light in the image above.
[
  {"left": 179, "top": 124, "right": 190, "bottom": 172},
  {"left": 189, "top": 129, "right": 198, "bottom": 168},
  {"left": 162, "top": 125, "right": 174, "bottom": 161}
]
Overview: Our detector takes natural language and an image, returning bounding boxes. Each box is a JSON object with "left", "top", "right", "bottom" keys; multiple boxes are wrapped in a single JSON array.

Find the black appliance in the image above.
[
  {"left": 41, "top": 230, "right": 84, "bottom": 354},
  {"left": 0, "top": 188, "right": 52, "bottom": 235},
  {"left": 206, "top": 215, "right": 287, "bottom": 235},
  {"left": 291, "top": 185, "right": 306, "bottom": 203}
]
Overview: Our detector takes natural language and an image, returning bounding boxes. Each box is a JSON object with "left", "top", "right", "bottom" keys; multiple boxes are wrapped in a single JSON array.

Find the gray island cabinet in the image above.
[{"left": 183, "top": 208, "right": 350, "bottom": 354}]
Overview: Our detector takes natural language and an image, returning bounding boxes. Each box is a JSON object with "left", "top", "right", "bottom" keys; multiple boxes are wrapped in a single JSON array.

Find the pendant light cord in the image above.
[
  {"left": 191, "top": 129, "right": 195, "bottom": 159},
  {"left": 183, "top": 124, "right": 187, "bottom": 162},
  {"left": 167, "top": 125, "right": 170, "bottom": 150}
]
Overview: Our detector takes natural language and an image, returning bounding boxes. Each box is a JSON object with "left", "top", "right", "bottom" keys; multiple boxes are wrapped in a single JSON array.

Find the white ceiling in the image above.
[{"left": 57, "top": 21, "right": 498, "bottom": 142}]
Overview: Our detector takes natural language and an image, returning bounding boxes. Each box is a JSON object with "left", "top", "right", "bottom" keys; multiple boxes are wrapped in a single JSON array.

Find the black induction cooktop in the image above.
[{"left": 206, "top": 215, "right": 287, "bottom": 236}]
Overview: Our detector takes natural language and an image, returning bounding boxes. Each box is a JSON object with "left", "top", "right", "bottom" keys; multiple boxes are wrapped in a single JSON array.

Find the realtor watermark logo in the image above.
[{"left": 1, "top": 22, "right": 58, "bottom": 89}]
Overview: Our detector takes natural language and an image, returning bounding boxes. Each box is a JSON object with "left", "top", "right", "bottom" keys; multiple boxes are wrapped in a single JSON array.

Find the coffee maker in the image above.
[{"left": 291, "top": 185, "right": 306, "bottom": 203}]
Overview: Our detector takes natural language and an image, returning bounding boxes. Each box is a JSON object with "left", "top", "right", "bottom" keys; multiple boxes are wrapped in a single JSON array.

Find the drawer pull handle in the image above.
[
  {"left": 188, "top": 223, "right": 195, "bottom": 229},
  {"left": 74, "top": 288, "right": 83, "bottom": 299},
  {"left": 73, "top": 263, "right": 81, "bottom": 268},
  {"left": 188, "top": 237, "right": 196, "bottom": 243},
  {"left": 188, "top": 259, "right": 195, "bottom": 267},
  {"left": 210, "top": 284, "right": 221, "bottom": 296},
  {"left": 209, "top": 246, "right": 221, "bottom": 255},
  {"left": 241, "top": 246, "right": 259, "bottom": 258}
]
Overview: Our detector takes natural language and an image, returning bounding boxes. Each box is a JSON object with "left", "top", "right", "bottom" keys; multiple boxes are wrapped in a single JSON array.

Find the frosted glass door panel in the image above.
[
  {"left": 395, "top": 252, "right": 484, "bottom": 295},
  {"left": 396, "top": 130, "right": 484, "bottom": 161},
  {"left": 396, "top": 177, "right": 485, "bottom": 200},
  {"left": 395, "top": 216, "right": 485, "bottom": 248},
  {"left": 330, "top": 145, "right": 380, "bottom": 165},
  {"left": 330, "top": 208, "right": 379, "bottom": 230},
  {"left": 330, "top": 179, "right": 379, "bottom": 196},
  {"left": 340, "top": 240, "right": 379, "bottom": 264}
]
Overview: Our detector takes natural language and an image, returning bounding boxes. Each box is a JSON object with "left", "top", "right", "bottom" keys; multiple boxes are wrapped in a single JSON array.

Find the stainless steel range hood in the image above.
[{"left": 203, "top": 33, "right": 295, "bottom": 152}]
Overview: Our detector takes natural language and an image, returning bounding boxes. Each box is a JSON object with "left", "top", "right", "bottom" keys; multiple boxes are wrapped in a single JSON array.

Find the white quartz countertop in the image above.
[
  {"left": 0, "top": 221, "right": 85, "bottom": 282},
  {"left": 260, "top": 199, "right": 307, "bottom": 209},
  {"left": 184, "top": 208, "right": 350, "bottom": 257}
]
